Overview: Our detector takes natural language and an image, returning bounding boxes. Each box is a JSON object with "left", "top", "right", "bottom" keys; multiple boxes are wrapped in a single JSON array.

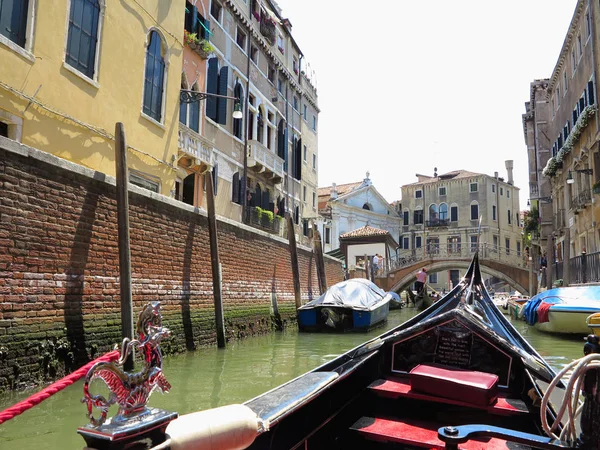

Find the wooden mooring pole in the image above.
[
  {"left": 312, "top": 224, "right": 327, "bottom": 294},
  {"left": 206, "top": 172, "right": 226, "bottom": 348},
  {"left": 115, "top": 123, "right": 134, "bottom": 370},
  {"left": 287, "top": 215, "right": 302, "bottom": 309}
]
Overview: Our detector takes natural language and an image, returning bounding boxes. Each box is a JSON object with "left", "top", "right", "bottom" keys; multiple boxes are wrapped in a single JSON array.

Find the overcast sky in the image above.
[{"left": 275, "top": 0, "right": 578, "bottom": 208}]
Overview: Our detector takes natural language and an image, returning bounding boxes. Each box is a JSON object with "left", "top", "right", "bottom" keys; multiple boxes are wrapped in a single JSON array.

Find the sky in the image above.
[{"left": 274, "top": 0, "right": 579, "bottom": 208}]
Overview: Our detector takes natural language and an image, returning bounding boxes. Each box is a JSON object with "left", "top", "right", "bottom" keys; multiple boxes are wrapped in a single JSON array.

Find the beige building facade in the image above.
[
  {"left": 399, "top": 167, "right": 523, "bottom": 292},
  {"left": 524, "top": 0, "right": 600, "bottom": 286}
]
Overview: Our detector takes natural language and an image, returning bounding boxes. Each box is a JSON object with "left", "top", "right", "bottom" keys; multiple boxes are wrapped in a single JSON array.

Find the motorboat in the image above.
[
  {"left": 523, "top": 286, "right": 600, "bottom": 334},
  {"left": 296, "top": 278, "right": 401, "bottom": 332}
]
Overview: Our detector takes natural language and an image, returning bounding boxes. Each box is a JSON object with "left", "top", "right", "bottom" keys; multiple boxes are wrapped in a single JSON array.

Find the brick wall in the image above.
[{"left": 0, "top": 139, "right": 344, "bottom": 390}]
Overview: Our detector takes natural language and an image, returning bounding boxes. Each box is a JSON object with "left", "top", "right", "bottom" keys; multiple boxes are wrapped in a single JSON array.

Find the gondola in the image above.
[{"left": 79, "top": 251, "right": 600, "bottom": 450}]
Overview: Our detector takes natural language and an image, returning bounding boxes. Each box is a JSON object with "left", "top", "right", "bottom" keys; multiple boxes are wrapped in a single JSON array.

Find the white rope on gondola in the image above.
[{"left": 540, "top": 353, "right": 600, "bottom": 444}]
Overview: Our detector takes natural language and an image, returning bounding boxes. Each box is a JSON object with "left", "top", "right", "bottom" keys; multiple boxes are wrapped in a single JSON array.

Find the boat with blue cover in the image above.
[
  {"left": 523, "top": 286, "right": 600, "bottom": 334},
  {"left": 296, "top": 278, "right": 401, "bottom": 332}
]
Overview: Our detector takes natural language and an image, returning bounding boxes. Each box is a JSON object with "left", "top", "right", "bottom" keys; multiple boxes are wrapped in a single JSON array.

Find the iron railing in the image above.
[
  {"left": 246, "top": 206, "right": 282, "bottom": 235},
  {"left": 572, "top": 190, "right": 592, "bottom": 210},
  {"left": 426, "top": 219, "right": 450, "bottom": 228},
  {"left": 569, "top": 251, "right": 600, "bottom": 284}
]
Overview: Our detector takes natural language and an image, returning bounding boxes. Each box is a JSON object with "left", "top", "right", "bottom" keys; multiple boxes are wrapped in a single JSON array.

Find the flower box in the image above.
[{"left": 184, "top": 32, "right": 214, "bottom": 59}]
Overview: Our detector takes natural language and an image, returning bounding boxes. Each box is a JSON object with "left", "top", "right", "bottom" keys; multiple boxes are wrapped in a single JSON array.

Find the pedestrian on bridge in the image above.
[{"left": 415, "top": 267, "right": 427, "bottom": 296}]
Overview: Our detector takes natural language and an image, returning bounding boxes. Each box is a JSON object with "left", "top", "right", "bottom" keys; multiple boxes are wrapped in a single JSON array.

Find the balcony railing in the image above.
[
  {"left": 288, "top": 177, "right": 301, "bottom": 200},
  {"left": 426, "top": 219, "right": 449, "bottom": 228},
  {"left": 529, "top": 182, "right": 539, "bottom": 197},
  {"left": 178, "top": 124, "right": 213, "bottom": 171},
  {"left": 569, "top": 251, "right": 600, "bottom": 284},
  {"left": 246, "top": 206, "right": 282, "bottom": 235},
  {"left": 247, "top": 140, "right": 285, "bottom": 183},
  {"left": 572, "top": 190, "right": 592, "bottom": 210}
]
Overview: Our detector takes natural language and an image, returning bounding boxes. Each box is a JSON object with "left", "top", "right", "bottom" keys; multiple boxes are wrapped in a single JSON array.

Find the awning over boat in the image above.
[{"left": 298, "top": 279, "right": 399, "bottom": 312}]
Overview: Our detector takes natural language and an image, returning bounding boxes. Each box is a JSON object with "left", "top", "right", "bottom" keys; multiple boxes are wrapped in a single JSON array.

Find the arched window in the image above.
[
  {"left": 362, "top": 203, "right": 372, "bottom": 210},
  {"left": 429, "top": 203, "right": 439, "bottom": 222},
  {"left": 233, "top": 83, "right": 243, "bottom": 139},
  {"left": 439, "top": 203, "right": 448, "bottom": 221},
  {"left": 143, "top": 30, "right": 166, "bottom": 122}
]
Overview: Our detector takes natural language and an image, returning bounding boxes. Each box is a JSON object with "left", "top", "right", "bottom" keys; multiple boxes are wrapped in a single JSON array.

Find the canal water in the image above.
[{"left": 0, "top": 306, "right": 588, "bottom": 449}]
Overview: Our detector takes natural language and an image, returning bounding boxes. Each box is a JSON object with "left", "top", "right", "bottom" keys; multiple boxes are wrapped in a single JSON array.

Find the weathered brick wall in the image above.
[{"left": 0, "top": 139, "right": 344, "bottom": 390}]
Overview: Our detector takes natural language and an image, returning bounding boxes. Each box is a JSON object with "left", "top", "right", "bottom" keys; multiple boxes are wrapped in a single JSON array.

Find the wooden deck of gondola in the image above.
[
  {"left": 369, "top": 377, "right": 529, "bottom": 416},
  {"left": 350, "top": 416, "right": 530, "bottom": 449}
]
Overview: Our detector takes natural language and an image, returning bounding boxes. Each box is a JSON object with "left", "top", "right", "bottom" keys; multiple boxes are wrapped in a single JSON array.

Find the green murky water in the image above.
[{"left": 0, "top": 307, "right": 588, "bottom": 449}]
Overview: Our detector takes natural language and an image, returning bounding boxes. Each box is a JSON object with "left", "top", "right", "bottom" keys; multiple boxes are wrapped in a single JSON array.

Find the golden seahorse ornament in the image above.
[{"left": 82, "top": 301, "right": 171, "bottom": 426}]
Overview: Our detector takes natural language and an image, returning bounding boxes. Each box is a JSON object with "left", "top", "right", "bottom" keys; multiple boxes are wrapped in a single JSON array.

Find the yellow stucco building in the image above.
[{"left": 0, "top": 0, "right": 184, "bottom": 194}]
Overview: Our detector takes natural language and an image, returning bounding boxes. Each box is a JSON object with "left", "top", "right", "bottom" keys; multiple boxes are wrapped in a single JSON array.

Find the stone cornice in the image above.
[{"left": 546, "top": 0, "right": 585, "bottom": 97}]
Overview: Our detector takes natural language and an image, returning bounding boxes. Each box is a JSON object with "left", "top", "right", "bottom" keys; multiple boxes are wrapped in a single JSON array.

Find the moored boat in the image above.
[
  {"left": 524, "top": 286, "right": 600, "bottom": 334},
  {"left": 296, "top": 278, "right": 400, "bottom": 332}
]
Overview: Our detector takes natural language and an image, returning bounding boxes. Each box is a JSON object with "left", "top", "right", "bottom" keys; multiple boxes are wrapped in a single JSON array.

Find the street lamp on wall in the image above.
[
  {"left": 179, "top": 89, "right": 243, "bottom": 119},
  {"left": 566, "top": 168, "right": 593, "bottom": 184}
]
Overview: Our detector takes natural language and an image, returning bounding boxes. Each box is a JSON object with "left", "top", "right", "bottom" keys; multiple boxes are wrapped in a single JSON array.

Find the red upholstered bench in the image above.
[{"left": 409, "top": 363, "right": 499, "bottom": 407}]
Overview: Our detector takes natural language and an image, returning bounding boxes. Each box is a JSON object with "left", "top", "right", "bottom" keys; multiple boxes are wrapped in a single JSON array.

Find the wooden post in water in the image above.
[
  {"left": 312, "top": 224, "right": 327, "bottom": 294},
  {"left": 287, "top": 215, "right": 302, "bottom": 309},
  {"left": 206, "top": 173, "right": 226, "bottom": 348},
  {"left": 115, "top": 123, "right": 134, "bottom": 371}
]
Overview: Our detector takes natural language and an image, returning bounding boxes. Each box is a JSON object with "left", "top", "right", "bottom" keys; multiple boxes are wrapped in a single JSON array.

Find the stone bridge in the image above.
[{"left": 381, "top": 245, "right": 533, "bottom": 296}]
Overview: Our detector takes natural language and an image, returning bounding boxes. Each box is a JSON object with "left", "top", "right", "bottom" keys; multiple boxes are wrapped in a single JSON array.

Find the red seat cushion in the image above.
[{"left": 409, "top": 363, "right": 499, "bottom": 407}]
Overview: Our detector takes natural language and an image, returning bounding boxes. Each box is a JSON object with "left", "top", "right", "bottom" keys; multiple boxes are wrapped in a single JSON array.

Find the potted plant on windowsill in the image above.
[{"left": 184, "top": 31, "right": 214, "bottom": 60}]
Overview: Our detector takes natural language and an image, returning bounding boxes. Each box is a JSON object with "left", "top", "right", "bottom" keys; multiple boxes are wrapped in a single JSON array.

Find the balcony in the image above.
[
  {"left": 247, "top": 140, "right": 284, "bottom": 183},
  {"left": 529, "top": 182, "right": 539, "bottom": 197},
  {"left": 572, "top": 190, "right": 592, "bottom": 211},
  {"left": 426, "top": 219, "right": 449, "bottom": 228},
  {"left": 178, "top": 124, "right": 214, "bottom": 173},
  {"left": 246, "top": 206, "right": 281, "bottom": 235}
]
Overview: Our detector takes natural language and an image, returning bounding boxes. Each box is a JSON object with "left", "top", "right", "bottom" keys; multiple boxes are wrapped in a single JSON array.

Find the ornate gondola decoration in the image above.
[{"left": 81, "top": 301, "right": 172, "bottom": 427}]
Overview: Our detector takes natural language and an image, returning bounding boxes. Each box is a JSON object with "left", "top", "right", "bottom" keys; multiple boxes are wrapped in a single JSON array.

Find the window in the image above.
[
  {"left": 210, "top": 1, "right": 222, "bottom": 22},
  {"left": 572, "top": 48, "right": 577, "bottom": 73},
  {"left": 231, "top": 172, "right": 243, "bottom": 204},
  {"left": 268, "top": 65, "right": 275, "bottom": 83},
  {"left": 450, "top": 205, "right": 458, "bottom": 222},
  {"left": 439, "top": 203, "right": 448, "bottom": 220},
  {"left": 303, "top": 186, "right": 307, "bottom": 202},
  {"left": 180, "top": 81, "right": 201, "bottom": 132},
  {"left": 130, "top": 171, "right": 159, "bottom": 193},
  {"left": 470, "top": 235, "right": 478, "bottom": 253},
  {"left": 236, "top": 27, "right": 246, "bottom": 50},
  {"left": 507, "top": 190, "right": 510, "bottom": 199},
  {"left": 588, "top": 80, "right": 595, "bottom": 105},
  {"left": 303, "top": 144, "right": 307, "bottom": 162},
  {"left": 493, "top": 235, "right": 498, "bottom": 251},
  {"left": 469, "top": 182, "right": 478, "bottom": 192},
  {"left": 492, "top": 205, "right": 496, "bottom": 221},
  {"left": 556, "top": 87, "right": 560, "bottom": 106},
  {"left": 507, "top": 209, "right": 512, "bottom": 225},
  {"left": 492, "top": 184, "right": 495, "bottom": 193},
  {"left": 414, "top": 209, "right": 424, "bottom": 224},
  {"left": 143, "top": 30, "right": 166, "bottom": 122},
  {"left": 577, "top": 35, "right": 583, "bottom": 59},
  {"left": 277, "top": 33, "right": 284, "bottom": 53},
  {"left": 429, "top": 204, "right": 439, "bottom": 221},
  {"left": 293, "top": 56, "right": 298, "bottom": 74},
  {"left": 250, "top": 44, "right": 258, "bottom": 63},
  {"left": 438, "top": 186, "right": 446, "bottom": 196},
  {"left": 362, "top": 203, "right": 371, "bottom": 211},
  {"left": 505, "top": 238, "right": 510, "bottom": 255},
  {"left": 312, "top": 153, "right": 316, "bottom": 169},
  {"left": 206, "top": 57, "right": 230, "bottom": 125},
  {"left": 293, "top": 96, "right": 298, "bottom": 111},
  {"left": 563, "top": 71, "right": 568, "bottom": 93},
  {"left": 415, "top": 236, "right": 422, "bottom": 248},
  {"left": 587, "top": 11, "right": 592, "bottom": 39},
  {"left": 233, "top": 83, "right": 243, "bottom": 139},
  {"left": 325, "top": 227, "right": 331, "bottom": 244},
  {"left": 303, "top": 104, "right": 307, "bottom": 120},
  {"left": 428, "top": 273, "right": 438, "bottom": 284},
  {"left": 185, "top": 2, "right": 209, "bottom": 39},
  {"left": 312, "top": 192, "right": 316, "bottom": 208},
  {"left": 277, "top": 77, "right": 283, "bottom": 93},
  {"left": 312, "top": 115, "right": 317, "bottom": 131},
  {"left": 415, "top": 189, "right": 423, "bottom": 199},
  {"left": 66, "top": 0, "right": 101, "bottom": 79},
  {"left": 0, "top": 0, "right": 30, "bottom": 47},
  {"left": 470, "top": 202, "right": 479, "bottom": 220},
  {"left": 403, "top": 237, "right": 410, "bottom": 250},
  {"left": 517, "top": 241, "right": 521, "bottom": 257},
  {"left": 0, "top": 122, "right": 7, "bottom": 137},
  {"left": 500, "top": 187, "right": 504, "bottom": 195},
  {"left": 403, "top": 210, "right": 409, "bottom": 224}
]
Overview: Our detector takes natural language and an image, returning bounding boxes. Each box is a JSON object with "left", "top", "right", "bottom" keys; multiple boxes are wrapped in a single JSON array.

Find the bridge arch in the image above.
[{"left": 389, "top": 260, "right": 529, "bottom": 296}]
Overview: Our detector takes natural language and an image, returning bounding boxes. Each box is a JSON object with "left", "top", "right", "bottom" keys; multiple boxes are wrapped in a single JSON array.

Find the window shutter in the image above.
[
  {"left": 212, "top": 164, "right": 219, "bottom": 196},
  {"left": 589, "top": 81, "right": 595, "bottom": 105},
  {"left": 206, "top": 58, "right": 219, "bottom": 120},
  {"left": 295, "top": 138, "right": 302, "bottom": 180},
  {"left": 203, "top": 19, "right": 211, "bottom": 40},
  {"left": 191, "top": 5, "right": 198, "bottom": 34},
  {"left": 232, "top": 172, "right": 239, "bottom": 203},
  {"left": 217, "top": 66, "right": 229, "bottom": 125},
  {"left": 283, "top": 128, "right": 289, "bottom": 172}
]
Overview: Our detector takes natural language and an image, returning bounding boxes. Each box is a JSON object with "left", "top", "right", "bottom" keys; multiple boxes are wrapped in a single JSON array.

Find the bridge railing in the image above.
[{"left": 387, "top": 243, "right": 528, "bottom": 273}]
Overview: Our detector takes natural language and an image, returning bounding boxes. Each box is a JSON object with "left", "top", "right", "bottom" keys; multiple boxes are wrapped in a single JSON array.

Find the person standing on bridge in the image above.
[{"left": 415, "top": 267, "right": 427, "bottom": 296}]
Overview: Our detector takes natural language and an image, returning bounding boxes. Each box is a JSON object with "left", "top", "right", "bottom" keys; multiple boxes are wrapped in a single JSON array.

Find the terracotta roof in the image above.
[
  {"left": 403, "top": 170, "right": 483, "bottom": 186},
  {"left": 340, "top": 225, "right": 390, "bottom": 239},
  {"left": 317, "top": 181, "right": 363, "bottom": 198}
]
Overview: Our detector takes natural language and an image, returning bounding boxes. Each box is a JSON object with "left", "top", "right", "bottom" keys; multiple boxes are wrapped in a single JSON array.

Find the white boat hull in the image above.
[{"left": 534, "top": 310, "right": 598, "bottom": 334}]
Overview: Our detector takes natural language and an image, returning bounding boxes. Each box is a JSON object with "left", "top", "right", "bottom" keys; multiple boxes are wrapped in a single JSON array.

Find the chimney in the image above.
[
  {"left": 505, "top": 160, "right": 514, "bottom": 185},
  {"left": 494, "top": 171, "right": 498, "bottom": 179},
  {"left": 330, "top": 183, "right": 338, "bottom": 199}
]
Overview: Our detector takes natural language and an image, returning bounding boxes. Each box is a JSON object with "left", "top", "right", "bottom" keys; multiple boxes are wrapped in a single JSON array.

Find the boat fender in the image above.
[{"left": 165, "top": 404, "right": 267, "bottom": 450}]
